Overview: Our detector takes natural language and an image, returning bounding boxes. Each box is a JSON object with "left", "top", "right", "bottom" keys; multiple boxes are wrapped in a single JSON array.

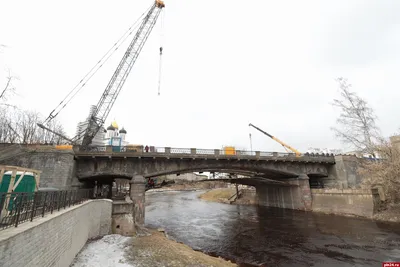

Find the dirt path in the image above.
[{"left": 127, "top": 229, "right": 237, "bottom": 267}]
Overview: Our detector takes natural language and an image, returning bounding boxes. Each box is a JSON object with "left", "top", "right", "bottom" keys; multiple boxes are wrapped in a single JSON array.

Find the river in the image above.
[{"left": 145, "top": 190, "right": 400, "bottom": 267}]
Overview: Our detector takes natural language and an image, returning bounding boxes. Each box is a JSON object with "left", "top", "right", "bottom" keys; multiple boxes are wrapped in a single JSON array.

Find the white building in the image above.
[
  {"left": 104, "top": 121, "right": 129, "bottom": 147},
  {"left": 307, "top": 147, "right": 343, "bottom": 155}
]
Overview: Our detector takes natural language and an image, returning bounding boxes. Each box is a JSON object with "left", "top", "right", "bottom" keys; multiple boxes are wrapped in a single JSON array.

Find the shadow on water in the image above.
[{"left": 145, "top": 190, "right": 400, "bottom": 267}]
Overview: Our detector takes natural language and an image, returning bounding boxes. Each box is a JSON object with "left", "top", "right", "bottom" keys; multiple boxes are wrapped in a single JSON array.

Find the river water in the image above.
[{"left": 145, "top": 190, "right": 400, "bottom": 267}]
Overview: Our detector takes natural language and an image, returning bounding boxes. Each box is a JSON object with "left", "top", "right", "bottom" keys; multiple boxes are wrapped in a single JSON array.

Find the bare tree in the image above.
[
  {"left": 5, "top": 108, "right": 23, "bottom": 143},
  {"left": 0, "top": 49, "right": 66, "bottom": 144},
  {"left": 331, "top": 77, "right": 380, "bottom": 156},
  {"left": 35, "top": 118, "right": 66, "bottom": 144},
  {"left": 19, "top": 110, "right": 41, "bottom": 144},
  {"left": 0, "top": 107, "right": 66, "bottom": 144},
  {"left": 0, "top": 107, "right": 11, "bottom": 142},
  {"left": 359, "top": 138, "right": 400, "bottom": 203},
  {"left": 0, "top": 69, "right": 18, "bottom": 108}
]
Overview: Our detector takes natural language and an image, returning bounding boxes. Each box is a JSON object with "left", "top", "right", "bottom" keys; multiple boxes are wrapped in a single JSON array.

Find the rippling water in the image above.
[{"left": 145, "top": 190, "right": 400, "bottom": 267}]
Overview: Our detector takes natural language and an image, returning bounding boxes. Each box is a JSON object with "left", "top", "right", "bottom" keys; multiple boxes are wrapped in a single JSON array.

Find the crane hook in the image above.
[{"left": 157, "top": 46, "right": 163, "bottom": 96}]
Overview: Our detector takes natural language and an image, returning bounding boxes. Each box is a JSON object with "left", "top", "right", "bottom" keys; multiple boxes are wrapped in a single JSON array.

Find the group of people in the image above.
[{"left": 148, "top": 178, "right": 155, "bottom": 188}]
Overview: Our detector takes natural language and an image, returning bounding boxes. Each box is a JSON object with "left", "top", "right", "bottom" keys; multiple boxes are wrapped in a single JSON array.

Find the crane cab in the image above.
[{"left": 156, "top": 0, "right": 165, "bottom": 8}]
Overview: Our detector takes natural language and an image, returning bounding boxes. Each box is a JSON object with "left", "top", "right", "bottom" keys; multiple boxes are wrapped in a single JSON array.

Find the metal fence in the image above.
[{"left": 0, "top": 189, "right": 93, "bottom": 231}]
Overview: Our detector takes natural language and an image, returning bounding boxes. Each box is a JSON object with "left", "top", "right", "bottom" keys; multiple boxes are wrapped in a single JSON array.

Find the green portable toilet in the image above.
[
  {"left": 0, "top": 171, "right": 36, "bottom": 211},
  {"left": 0, "top": 171, "right": 36, "bottom": 193}
]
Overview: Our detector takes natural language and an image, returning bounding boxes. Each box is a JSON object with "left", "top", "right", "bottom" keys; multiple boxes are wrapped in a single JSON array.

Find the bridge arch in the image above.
[
  {"left": 76, "top": 157, "right": 329, "bottom": 182},
  {"left": 77, "top": 168, "right": 285, "bottom": 180},
  {"left": 78, "top": 173, "right": 132, "bottom": 181}
]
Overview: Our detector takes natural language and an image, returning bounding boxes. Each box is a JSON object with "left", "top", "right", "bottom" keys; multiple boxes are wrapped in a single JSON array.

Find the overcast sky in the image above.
[{"left": 1, "top": 0, "right": 400, "bottom": 153}]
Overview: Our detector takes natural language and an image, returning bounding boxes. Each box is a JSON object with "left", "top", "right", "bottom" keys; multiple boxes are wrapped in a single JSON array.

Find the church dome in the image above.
[
  {"left": 111, "top": 120, "right": 119, "bottom": 129},
  {"left": 119, "top": 127, "right": 127, "bottom": 134},
  {"left": 107, "top": 124, "right": 115, "bottom": 131}
]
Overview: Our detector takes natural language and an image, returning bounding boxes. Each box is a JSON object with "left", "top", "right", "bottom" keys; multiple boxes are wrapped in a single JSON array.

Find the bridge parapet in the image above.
[{"left": 72, "top": 146, "right": 336, "bottom": 163}]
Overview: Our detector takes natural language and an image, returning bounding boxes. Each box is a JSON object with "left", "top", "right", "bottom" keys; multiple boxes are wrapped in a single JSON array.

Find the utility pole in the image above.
[{"left": 249, "top": 133, "right": 253, "bottom": 154}]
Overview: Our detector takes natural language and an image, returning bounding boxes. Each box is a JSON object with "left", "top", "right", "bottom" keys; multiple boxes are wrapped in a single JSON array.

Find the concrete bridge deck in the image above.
[{"left": 72, "top": 146, "right": 336, "bottom": 164}]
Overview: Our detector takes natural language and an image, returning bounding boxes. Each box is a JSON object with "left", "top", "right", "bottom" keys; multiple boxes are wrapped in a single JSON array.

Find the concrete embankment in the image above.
[
  {"left": 0, "top": 199, "right": 112, "bottom": 267},
  {"left": 199, "top": 188, "right": 400, "bottom": 223}
]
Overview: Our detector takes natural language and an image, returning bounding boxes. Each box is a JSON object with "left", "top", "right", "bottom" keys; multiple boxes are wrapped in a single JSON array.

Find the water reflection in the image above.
[{"left": 145, "top": 190, "right": 400, "bottom": 267}]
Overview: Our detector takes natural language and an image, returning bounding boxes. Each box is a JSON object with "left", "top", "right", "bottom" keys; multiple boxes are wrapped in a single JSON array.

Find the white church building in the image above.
[{"left": 76, "top": 106, "right": 129, "bottom": 147}]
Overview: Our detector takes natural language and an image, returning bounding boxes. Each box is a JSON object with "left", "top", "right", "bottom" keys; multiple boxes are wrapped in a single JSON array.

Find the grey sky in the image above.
[{"left": 1, "top": 0, "right": 399, "bottom": 153}]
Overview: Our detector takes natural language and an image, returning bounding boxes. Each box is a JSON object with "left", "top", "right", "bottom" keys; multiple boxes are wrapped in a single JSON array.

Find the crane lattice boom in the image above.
[
  {"left": 80, "top": 0, "right": 165, "bottom": 147},
  {"left": 248, "top": 123, "right": 302, "bottom": 157}
]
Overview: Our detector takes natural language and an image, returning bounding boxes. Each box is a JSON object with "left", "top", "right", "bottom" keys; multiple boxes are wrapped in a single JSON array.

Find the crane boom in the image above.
[
  {"left": 248, "top": 123, "right": 302, "bottom": 157},
  {"left": 80, "top": 0, "right": 165, "bottom": 147}
]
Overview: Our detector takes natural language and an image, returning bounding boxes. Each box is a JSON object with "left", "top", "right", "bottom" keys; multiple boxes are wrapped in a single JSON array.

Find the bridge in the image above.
[
  {"left": 0, "top": 144, "right": 337, "bottom": 185},
  {"left": 73, "top": 145, "right": 335, "bottom": 180},
  {"left": 0, "top": 143, "right": 366, "bottom": 250},
  {"left": 1, "top": 143, "right": 361, "bottom": 234},
  {"left": 72, "top": 145, "right": 336, "bottom": 212}
]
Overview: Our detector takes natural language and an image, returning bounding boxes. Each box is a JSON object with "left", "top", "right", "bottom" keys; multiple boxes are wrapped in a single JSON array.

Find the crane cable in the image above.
[
  {"left": 44, "top": 5, "right": 153, "bottom": 124},
  {"left": 157, "top": 9, "right": 165, "bottom": 96}
]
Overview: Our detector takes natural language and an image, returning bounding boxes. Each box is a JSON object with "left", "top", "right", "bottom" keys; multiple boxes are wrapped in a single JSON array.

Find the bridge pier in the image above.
[
  {"left": 296, "top": 174, "right": 312, "bottom": 211},
  {"left": 111, "top": 175, "right": 146, "bottom": 236},
  {"left": 129, "top": 175, "right": 146, "bottom": 229},
  {"left": 256, "top": 174, "right": 312, "bottom": 211}
]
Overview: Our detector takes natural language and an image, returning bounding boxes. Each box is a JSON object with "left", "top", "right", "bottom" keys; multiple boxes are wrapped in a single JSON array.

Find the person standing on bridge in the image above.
[{"left": 145, "top": 145, "right": 149, "bottom": 153}]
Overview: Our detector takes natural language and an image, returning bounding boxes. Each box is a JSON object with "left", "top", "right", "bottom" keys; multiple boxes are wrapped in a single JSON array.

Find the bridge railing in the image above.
[
  {"left": 0, "top": 189, "right": 93, "bottom": 231},
  {"left": 74, "top": 145, "right": 336, "bottom": 159}
]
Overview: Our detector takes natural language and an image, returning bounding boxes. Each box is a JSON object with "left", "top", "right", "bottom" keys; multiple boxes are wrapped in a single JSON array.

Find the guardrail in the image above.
[
  {"left": 0, "top": 144, "right": 340, "bottom": 160},
  {"left": 74, "top": 146, "right": 336, "bottom": 159},
  {"left": 0, "top": 189, "right": 93, "bottom": 231}
]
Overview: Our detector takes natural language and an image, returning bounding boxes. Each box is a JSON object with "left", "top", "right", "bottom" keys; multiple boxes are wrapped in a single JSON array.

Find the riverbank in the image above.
[
  {"left": 128, "top": 229, "right": 237, "bottom": 267},
  {"left": 160, "top": 180, "right": 229, "bottom": 191},
  {"left": 199, "top": 188, "right": 400, "bottom": 223},
  {"left": 373, "top": 203, "right": 400, "bottom": 223},
  {"left": 198, "top": 188, "right": 257, "bottom": 205},
  {"left": 72, "top": 229, "right": 237, "bottom": 267}
]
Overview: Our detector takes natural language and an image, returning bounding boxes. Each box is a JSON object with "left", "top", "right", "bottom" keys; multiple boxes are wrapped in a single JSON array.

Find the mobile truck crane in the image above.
[
  {"left": 248, "top": 123, "right": 302, "bottom": 157},
  {"left": 38, "top": 0, "right": 165, "bottom": 149}
]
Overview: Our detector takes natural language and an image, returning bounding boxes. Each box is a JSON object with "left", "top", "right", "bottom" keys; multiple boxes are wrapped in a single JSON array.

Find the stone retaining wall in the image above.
[
  {"left": 311, "top": 188, "right": 377, "bottom": 217},
  {"left": 0, "top": 199, "right": 112, "bottom": 267}
]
